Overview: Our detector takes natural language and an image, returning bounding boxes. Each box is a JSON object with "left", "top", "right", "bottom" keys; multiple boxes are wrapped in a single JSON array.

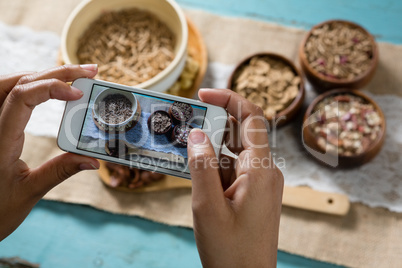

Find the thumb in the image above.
[
  {"left": 28, "top": 153, "right": 99, "bottom": 197},
  {"left": 187, "top": 129, "right": 226, "bottom": 215}
]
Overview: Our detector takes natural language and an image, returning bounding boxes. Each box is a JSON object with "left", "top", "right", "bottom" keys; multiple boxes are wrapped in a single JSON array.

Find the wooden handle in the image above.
[
  {"left": 283, "top": 186, "right": 350, "bottom": 216},
  {"left": 99, "top": 161, "right": 350, "bottom": 215}
]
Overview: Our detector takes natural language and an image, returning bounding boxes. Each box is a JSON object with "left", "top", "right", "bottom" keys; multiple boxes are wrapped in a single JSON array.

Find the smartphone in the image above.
[{"left": 57, "top": 78, "right": 228, "bottom": 179}]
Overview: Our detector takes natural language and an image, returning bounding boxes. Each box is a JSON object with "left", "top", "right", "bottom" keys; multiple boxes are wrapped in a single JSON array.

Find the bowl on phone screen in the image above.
[
  {"left": 92, "top": 88, "right": 141, "bottom": 132},
  {"left": 61, "top": 0, "right": 188, "bottom": 92}
]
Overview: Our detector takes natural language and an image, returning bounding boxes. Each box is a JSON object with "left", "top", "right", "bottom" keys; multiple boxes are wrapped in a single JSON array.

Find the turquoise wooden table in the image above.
[{"left": 1, "top": 0, "right": 400, "bottom": 267}]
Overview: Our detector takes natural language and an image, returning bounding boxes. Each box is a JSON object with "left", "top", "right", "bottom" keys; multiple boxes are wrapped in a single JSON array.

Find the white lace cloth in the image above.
[
  {"left": 1, "top": 22, "right": 401, "bottom": 212},
  {"left": 0, "top": 22, "right": 65, "bottom": 137}
]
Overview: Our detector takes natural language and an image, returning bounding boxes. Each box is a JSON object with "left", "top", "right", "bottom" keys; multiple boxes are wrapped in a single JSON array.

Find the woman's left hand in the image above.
[{"left": 0, "top": 65, "right": 100, "bottom": 241}]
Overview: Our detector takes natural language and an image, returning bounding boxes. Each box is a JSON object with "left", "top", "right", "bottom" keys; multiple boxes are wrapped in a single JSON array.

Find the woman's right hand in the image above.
[{"left": 187, "top": 88, "right": 284, "bottom": 267}]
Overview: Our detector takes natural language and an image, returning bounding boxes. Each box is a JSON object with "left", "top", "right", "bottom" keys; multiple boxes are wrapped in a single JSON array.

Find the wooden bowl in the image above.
[
  {"left": 299, "top": 20, "right": 379, "bottom": 92},
  {"left": 228, "top": 52, "right": 305, "bottom": 128},
  {"left": 302, "top": 89, "right": 386, "bottom": 167},
  {"left": 169, "top": 101, "right": 193, "bottom": 125},
  {"left": 179, "top": 17, "right": 207, "bottom": 98},
  {"left": 147, "top": 110, "right": 173, "bottom": 135},
  {"left": 171, "top": 124, "right": 193, "bottom": 147}
]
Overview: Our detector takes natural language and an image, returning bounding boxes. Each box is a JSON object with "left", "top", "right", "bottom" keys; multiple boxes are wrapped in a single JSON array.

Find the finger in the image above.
[
  {"left": 0, "top": 79, "right": 83, "bottom": 157},
  {"left": 187, "top": 129, "right": 228, "bottom": 216},
  {"left": 224, "top": 115, "right": 243, "bottom": 154},
  {"left": 219, "top": 154, "right": 237, "bottom": 190},
  {"left": 220, "top": 116, "right": 241, "bottom": 189},
  {"left": 225, "top": 167, "right": 284, "bottom": 207},
  {"left": 0, "top": 72, "right": 34, "bottom": 106},
  {"left": 199, "top": 88, "right": 270, "bottom": 156},
  {"left": 27, "top": 153, "right": 99, "bottom": 199},
  {"left": 199, "top": 88, "right": 262, "bottom": 122},
  {"left": 16, "top": 64, "right": 98, "bottom": 85}
]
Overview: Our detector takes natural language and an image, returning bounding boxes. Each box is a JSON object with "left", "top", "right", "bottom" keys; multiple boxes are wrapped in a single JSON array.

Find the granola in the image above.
[
  {"left": 305, "top": 21, "right": 374, "bottom": 80},
  {"left": 77, "top": 8, "right": 175, "bottom": 86}
]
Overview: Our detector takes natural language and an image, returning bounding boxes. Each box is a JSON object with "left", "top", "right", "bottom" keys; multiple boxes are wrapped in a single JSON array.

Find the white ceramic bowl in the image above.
[
  {"left": 61, "top": 0, "right": 188, "bottom": 92},
  {"left": 92, "top": 88, "right": 141, "bottom": 132}
]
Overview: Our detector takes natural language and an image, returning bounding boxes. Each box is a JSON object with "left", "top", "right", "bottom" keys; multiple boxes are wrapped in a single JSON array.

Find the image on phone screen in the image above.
[{"left": 77, "top": 84, "right": 207, "bottom": 174}]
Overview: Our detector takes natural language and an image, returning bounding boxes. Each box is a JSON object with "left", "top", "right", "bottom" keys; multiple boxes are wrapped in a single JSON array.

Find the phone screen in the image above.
[{"left": 77, "top": 84, "right": 207, "bottom": 174}]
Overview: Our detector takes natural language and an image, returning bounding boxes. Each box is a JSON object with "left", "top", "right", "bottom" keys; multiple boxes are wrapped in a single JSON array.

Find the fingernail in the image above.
[
  {"left": 80, "top": 64, "right": 98, "bottom": 71},
  {"left": 79, "top": 163, "right": 99, "bottom": 170},
  {"left": 189, "top": 129, "right": 206, "bottom": 144},
  {"left": 71, "top": 86, "right": 84, "bottom": 96}
]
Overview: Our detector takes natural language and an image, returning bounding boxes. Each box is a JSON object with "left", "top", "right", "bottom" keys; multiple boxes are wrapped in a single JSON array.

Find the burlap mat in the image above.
[{"left": 2, "top": 1, "right": 402, "bottom": 267}]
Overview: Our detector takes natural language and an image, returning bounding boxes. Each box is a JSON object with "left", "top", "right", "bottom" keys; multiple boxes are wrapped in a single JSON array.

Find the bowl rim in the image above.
[
  {"left": 93, "top": 88, "right": 138, "bottom": 127},
  {"left": 299, "top": 19, "right": 379, "bottom": 85},
  {"left": 303, "top": 88, "right": 386, "bottom": 160},
  {"left": 61, "top": 0, "right": 188, "bottom": 90},
  {"left": 227, "top": 52, "right": 305, "bottom": 124}
]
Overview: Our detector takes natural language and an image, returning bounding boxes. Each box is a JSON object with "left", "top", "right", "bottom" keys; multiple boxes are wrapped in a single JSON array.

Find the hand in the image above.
[
  {"left": 188, "top": 88, "right": 284, "bottom": 267},
  {"left": 0, "top": 65, "right": 101, "bottom": 241}
]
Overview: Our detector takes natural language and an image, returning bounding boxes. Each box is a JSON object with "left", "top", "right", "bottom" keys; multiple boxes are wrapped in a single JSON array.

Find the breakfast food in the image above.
[
  {"left": 169, "top": 101, "right": 193, "bottom": 123},
  {"left": 77, "top": 8, "right": 175, "bottom": 86},
  {"left": 167, "top": 55, "right": 200, "bottom": 95},
  {"left": 99, "top": 94, "right": 133, "bottom": 124},
  {"left": 304, "top": 21, "right": 374, "bottom": 80},
  {"left": 147, "top": 110, "right": 173, "bottom": 135},
  {"left": 171, "top": 124, "right": 193, "bottom": 147},
  {"left": 232, "top": 56, "right": 300, "bottom": 118},
  {"left": 308, "top": 94, "right": 382, "bottom": 156},
  {"left": 105, "top": 162, "right": 164, "bottom": 189}
]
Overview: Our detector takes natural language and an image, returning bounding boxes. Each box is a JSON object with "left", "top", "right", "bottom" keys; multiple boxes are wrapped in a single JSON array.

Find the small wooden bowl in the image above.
[
  {"left": 171, "top": 124, "right": 193, "bottom": 147},
  {"left": 228, "top": 52, "right": 305, "bottom": 128},
  {"left": 299, "top": 20, "right": 379, "bottom": 92},
  {"left": 147, "top": 110, "right": 173, "bottom": 135},
  {"left": 302, "top": 89, "right": 386, "bottom": 167},
  {"left": 169, "top": 101, "right": 193, "bottom": 125}
]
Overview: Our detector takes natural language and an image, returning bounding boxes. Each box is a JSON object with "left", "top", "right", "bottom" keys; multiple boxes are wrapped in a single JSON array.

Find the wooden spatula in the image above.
[
  {"left": 282, "top": 185, "right": 350, "bottom": 215},
  {"left": 99, "top": 161, "right": 350, "bottom": 215}
]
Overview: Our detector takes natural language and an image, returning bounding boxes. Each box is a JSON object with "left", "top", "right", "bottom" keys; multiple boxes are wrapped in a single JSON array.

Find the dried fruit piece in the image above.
[{"left": 309, "top": 94, "right": 382, "bottom": 156}]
